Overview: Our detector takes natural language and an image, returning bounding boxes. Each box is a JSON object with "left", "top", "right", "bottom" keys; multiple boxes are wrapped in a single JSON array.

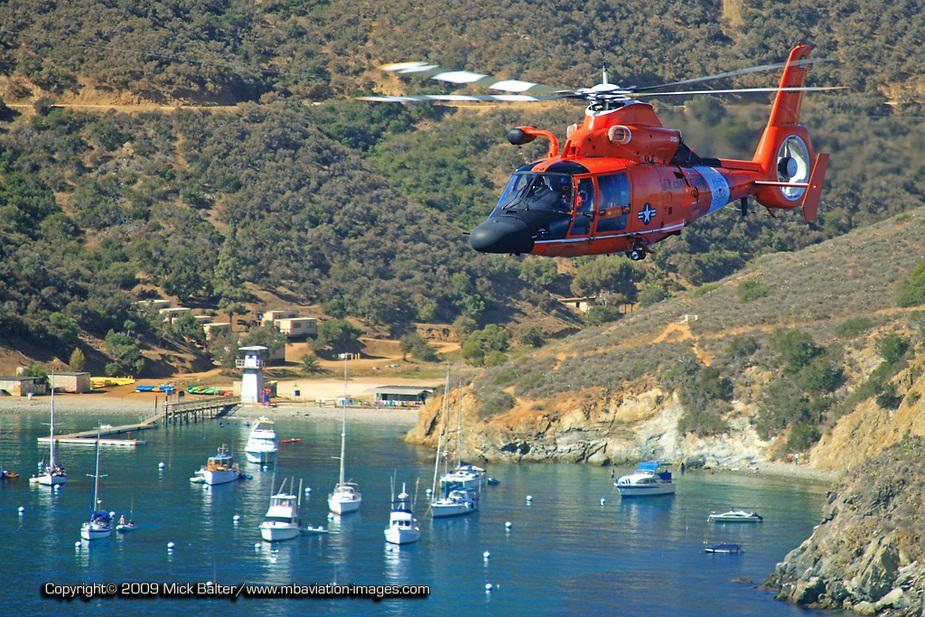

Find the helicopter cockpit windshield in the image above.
[{"left": 496, "top": 172, "right": 573, "bottom": 213}]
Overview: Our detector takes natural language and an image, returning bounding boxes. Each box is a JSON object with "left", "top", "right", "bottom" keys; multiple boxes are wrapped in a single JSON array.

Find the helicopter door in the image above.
[
  {"left": 594, "top": 172, "right": 630, "bottom": 234},
  {"left": 567, "top": 177, "right": 594, "bottom": 237}
]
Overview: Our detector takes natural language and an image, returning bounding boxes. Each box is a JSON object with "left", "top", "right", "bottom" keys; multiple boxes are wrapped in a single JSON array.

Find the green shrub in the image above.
[
  {"left": 835, "top": 317, "right": 872, "bottom": 339},
  {"left": 677, "top": 408, "right": 729, "bottom": 437},
  {"left": 478, "top": 392, "right": 516, "bottom": 420},
  {"left": 897, "top": 260, "right": 925, "bottom": 307},
  {"left": 585, "top": 305, "right": 622, "bottom": 326},
  {"left": 738, "top": 279, "right": 772, "bottom": 303},
  {"left": 787, "top": 424, "right": 821, "bottom": 452},
  {"left": 876, "top": 333, "right": 910, "bottom": 365}
]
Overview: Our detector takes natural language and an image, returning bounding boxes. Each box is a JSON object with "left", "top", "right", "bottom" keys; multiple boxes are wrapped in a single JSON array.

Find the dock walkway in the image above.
[{"left": 38, "top": 395, "right": 241, "bottom": 447}]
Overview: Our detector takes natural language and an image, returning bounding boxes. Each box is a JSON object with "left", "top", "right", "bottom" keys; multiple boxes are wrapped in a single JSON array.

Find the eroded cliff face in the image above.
[
  {"left": 406, "top": 386, "right": 769, "bottom": 468},
  {"left": 810, "top": 367, "right": 925, "bottom": 472},
  {"left": 765, "top": 438, "right": 925, "bottom": 615},
  {"left": 407, "top": 339, "right": 925, "bottom": 474}
]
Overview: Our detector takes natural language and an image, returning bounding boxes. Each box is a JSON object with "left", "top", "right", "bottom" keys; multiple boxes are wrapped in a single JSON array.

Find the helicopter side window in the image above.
[
  {"left": 576, "top": 177, "right": 594, "bottom": 215},
  {"left": 596, "top": 172, "right": 630, "bottom": 232}
]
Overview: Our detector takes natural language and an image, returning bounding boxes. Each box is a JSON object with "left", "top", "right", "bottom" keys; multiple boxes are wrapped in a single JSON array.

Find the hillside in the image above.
[
  {"left": 1, "top": 0, "right": 925, "bottom": 377},
  {"left": 407, "top": 207, "right": 925, "bottom": 472}
]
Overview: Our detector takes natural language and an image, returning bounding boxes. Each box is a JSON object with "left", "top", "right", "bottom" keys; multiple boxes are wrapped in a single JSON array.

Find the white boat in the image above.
[
  {"left": 198, "top": 445, "right": 241, "bottom": 485},
  {"left": 80, "top": 426, "right": 111, "bottom": 541},
  {"left": 328, "top": 355, "right": 362, "bottom": 514},
  {"left": 615, "top": 461, "right": 676, "bottom": 497},
  {"left": 703, "top": 542, "right": 743, "bottom": 554},
  {"left": 430, "top": 371, "right": 480, "bottom": 518},
  {"left": 441, "top": 464, "right": 487, "bottom": 491},
  {"left": 708, "top": 509, "right": 763, "bottom": 523},
  {"left": 432, "top": 488, "right": 479, "bottom": 518},
  {"left": 116, "top": 498, "right": 138, "bottom": 532},
  {"left": 245, "top": 416, "right": 278, "bottom": 464},
  {"left": 33, "top": 378, "right": 66, "bottom": 486},
  {"left": 259, "top": 478, "right": 302, "bottom": 542},
  {"left": 384, "top": 482, "right": 421, "bottom": 545}
]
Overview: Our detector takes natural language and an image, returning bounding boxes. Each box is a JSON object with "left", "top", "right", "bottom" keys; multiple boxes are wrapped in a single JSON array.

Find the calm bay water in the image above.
[{"left": 1, "top": 410, "right": 845, "bottom": 616}]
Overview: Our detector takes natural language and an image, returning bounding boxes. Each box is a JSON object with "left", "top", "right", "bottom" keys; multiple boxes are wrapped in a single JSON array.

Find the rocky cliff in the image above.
[
  {"left": 406, "top": 385, "right": 770, "bottom": 468},
  {"left": 765, "top": 438, "right": 925, "bottom": 616}
]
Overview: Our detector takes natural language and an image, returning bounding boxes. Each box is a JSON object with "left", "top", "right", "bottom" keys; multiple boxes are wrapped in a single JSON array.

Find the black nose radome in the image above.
[{"left": 469, "top": 218, "right": 534, "bottom": 254}]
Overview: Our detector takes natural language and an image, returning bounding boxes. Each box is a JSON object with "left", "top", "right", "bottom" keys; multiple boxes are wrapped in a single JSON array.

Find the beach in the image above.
[{"left": 0, "top": 381, "right": 840, "bottom": 482}]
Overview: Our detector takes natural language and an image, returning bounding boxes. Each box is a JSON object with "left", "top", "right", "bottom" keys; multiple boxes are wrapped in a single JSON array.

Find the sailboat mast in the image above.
[
  {"left": 456, "top": 378, "right": 463, "bottom": 469},
  {"left": 431, "top": 367, "right": 450, "bottom": 497},
  {"left": 49, "top": 370, "right": 56, "bottom": 468},
  {"left": 91, "top": 425, "right": 101, "bottom": 511},
  {"left": 338, "top": 353, "right": 348, "bottom": 486}
]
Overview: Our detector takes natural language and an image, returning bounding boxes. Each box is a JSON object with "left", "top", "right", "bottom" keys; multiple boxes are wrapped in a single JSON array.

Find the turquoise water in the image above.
[{"left": 1, "top": 410, "right": 843, "bottom": 616}]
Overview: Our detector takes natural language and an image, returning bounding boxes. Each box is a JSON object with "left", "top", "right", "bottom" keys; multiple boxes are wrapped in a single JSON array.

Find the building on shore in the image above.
[
  {"left": 49, "top": 371, "right": 92, "bottom": 393},
  {"left": 0, "top": 376, "right": 50, "bottom": 397}
]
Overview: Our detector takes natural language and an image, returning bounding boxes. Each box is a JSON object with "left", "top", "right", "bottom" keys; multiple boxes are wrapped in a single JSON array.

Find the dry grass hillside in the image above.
[{"left": 409, "top": 208, "right": 925, "bottom": 471}]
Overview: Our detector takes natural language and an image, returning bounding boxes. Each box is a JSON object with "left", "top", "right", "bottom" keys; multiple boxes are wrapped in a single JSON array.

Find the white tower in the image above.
[{"left": 236, "top": 345, "right": 267, "bottom": 404}]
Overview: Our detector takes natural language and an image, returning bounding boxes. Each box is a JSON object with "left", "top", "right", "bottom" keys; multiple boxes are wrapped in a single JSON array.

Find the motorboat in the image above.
[
  {"left": 33, "top": 380, "right": 66, "bottom": 486},
  {"left": 197, "top": 445, "right": 241, "bottom": 485},
  {"left": 615, "top": 461, "right": 676, "bottom": 497},
  {"left": 431, "top": 488, "right": 479, "bottom": 518},
  {"left": 80, "top": 426, "right": 111, "bottom": 541},
  {"left": 384, "top": 482, "right": 421, "bottom": 545},
  {"left": 328, "top": 359, "right": 362, "bottom": 514},
  {"left": 116, "top": 499, "right": 138, "bottom": 532},
  {"left": 708, "top": 509, "right": 763, "bottom": 523},
  {"left": 245, "top": 416, "right": 278, "bottom": 464},
  {"left": 259, "top": 478, "right": 302, "bottom": 542},
  {"left": 703, "top": 543, "right": 742, "bottom": 554}
]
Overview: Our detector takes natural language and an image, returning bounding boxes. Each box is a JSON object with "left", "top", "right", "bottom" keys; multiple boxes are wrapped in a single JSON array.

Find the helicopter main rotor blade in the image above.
[
  {"left": 358, "top": 93, "right": 569, "bottom": 103},
  {"left": 632, "top": 85, "right": 845, "bottom": 98},
  {"left": 378, "top": 61, "right": 569, "bottom": 95},
  {"left": 631, "top": 58, "right": 833, "bottom": 93}
]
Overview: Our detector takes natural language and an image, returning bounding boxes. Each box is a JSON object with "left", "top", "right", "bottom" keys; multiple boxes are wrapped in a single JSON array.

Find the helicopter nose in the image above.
[{"left": 469, "top": 217, "right": 534, "bottom": 254}]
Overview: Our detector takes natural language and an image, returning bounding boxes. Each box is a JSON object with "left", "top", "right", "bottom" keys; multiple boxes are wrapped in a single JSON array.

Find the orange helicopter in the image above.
[{"left": 366, "top": 44, "right": 834, "bottom": 260}]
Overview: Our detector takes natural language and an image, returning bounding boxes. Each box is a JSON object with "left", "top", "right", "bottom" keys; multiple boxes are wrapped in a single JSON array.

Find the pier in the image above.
[
  {"left": 162, "top": 395, "right": 241, "bottom": 425},
  {"left": 38, "top": 395, "right": 241, "bottom": 447}
]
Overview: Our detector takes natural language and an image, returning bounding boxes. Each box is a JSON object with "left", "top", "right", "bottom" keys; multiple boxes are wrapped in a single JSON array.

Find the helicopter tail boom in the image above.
[{"left": 751, "top": 44, "right": 827, "bottom": 217}]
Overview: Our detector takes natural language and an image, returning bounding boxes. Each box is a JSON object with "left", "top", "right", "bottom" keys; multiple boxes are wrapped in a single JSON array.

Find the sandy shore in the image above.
[
  {"left": 0, "top": 392, "right": 841, "bottom": 481},
  {"left": 0, "top": 391, "right": 422, "bottom": 427}
]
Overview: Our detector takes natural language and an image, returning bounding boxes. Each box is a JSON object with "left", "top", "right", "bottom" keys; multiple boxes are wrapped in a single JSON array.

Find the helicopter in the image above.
[{"left": 364, "top": 44, "right": 834, "bottom": 260}]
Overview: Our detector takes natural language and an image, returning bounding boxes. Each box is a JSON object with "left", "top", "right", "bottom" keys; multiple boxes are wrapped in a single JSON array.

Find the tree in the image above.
[
  {"left": 517, "top": 325, "right": 546, "bottom": 348},
  {"left": 570, "top": 256, "right": 644, "bottom": 303},
  {"left": 69, "top": 347, "right": 86, "bottom": 372},
  {"left": 399, "top": 333, "right": 439, "bottom": 362},
  {"left": 300, "top": 353, "right": 327, "bottom": 375},
  {"left": 312, "top": 319, "right": 362, "bottom": 356}
]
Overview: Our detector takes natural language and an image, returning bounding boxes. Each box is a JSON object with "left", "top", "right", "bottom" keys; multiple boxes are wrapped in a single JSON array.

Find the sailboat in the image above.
[
  {"left": 439, "top": 377, "right": 486, "bottom": 493},
  {"left": 431, "top": 372, "right": 478, "bottom": 518},
  {"left": 259, "top": 477, "right": 302, "bottom": 542},
  {"left": 328, "top": 354, "right": 361, "bottom": 514},
  {"left": 80, "top": 425, "right": 111, "bottom": 541},
  {"left": 33, "top": 373, "right": 66, "bottom": 486}
]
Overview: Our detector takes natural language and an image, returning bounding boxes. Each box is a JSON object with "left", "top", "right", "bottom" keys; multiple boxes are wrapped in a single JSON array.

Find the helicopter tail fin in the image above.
[{"left": 752, "top": 44, "right": 827, "bottom": 219}]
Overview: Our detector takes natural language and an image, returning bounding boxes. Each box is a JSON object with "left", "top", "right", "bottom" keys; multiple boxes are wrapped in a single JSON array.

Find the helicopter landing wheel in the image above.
[{"left": 629, "top": 248, "right": 647, "bottom": 261}]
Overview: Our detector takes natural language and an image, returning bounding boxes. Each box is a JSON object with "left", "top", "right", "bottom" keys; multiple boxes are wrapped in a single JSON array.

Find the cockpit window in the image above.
[{"left": 496, "top": 172, "right": 573, "bottom": 212}]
